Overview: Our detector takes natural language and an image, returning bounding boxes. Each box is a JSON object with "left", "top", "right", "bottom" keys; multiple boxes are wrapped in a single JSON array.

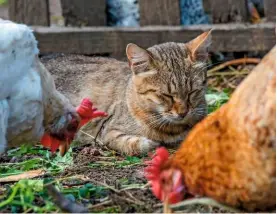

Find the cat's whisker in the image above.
[
  {"left": 158, "top": 118, "right": 169, "bottom": 131},
  {"left": 146, "top": 118, "right": 164, "bottom": 129},
  {"left": 202, "top": 61, "right": 225, "bottom": 70},
  {"left": 58, "top": 31, "right": 212, "bottom": 155}
]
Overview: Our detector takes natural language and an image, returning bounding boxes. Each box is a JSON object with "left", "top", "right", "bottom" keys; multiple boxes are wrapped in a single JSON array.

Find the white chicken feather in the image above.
[
  {"left": 0, "top": 20, "right": 79, "bottom": 154},
  {"left": 0, "top": 19, "right": 39, "bottom": 99}
]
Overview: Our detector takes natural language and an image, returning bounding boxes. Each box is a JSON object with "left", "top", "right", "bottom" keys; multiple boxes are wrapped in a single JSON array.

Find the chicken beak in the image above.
[
  {"left": 163, "top": 196, "right": 172, "bottom": 213},
  {"left": 59, "top": 141, "right": 70, "bottom": 157}
]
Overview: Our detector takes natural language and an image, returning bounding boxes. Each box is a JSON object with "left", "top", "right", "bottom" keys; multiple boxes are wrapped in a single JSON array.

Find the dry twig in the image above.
[
  {"left": 208, "top": 58, "right": 260, "bottom": 73},
  {"left": 0, "top": 169, "right": 46, "bottom": 183},
  {"left": 208, "top": 71, "right": 250, "bottom": 77},
  {"left": 79, "top": 176, "right": 120, "bottom": 193},
  {"left": 87, "top": 199, "right": 112, "bottom": 209}
]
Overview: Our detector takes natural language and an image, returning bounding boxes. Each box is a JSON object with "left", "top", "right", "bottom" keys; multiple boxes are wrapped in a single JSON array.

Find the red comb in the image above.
[
  {"left": 144, "top": 147, "right": 169, "bottom": 200},
  {"left": 145, "top": 147, "right": 169, "bottom": 179},
  {"left": 41, "top": 98, "right": 107, "bottom": 153},
  {"left": 76, "top": 98, "right": 108, "bottom": 127},
  {"left": 76, "top": 98, "right": 93, "bottom": 118}
]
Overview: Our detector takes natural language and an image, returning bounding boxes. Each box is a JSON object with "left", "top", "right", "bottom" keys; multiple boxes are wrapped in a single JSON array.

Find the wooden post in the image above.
[
  {"left": 203, "top": 0, "right": 248, "bottom": 23},
  {"left": 139, "top": 0, "right": 181, "bottom": 25},
  {"left": 9, "top": 0, "right": 50, "bottom": 26},
  {"left": 60, "top": 0, "right": 106, "bottom": 26},
  {"left": 264, "top": 0, "right": 276, "bottom": 21}
]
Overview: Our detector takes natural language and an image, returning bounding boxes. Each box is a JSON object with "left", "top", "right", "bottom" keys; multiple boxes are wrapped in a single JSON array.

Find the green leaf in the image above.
[
  {"left": 79, "top": 186, "right": 90, "bottom": 198},
  {"left": 11, "top": 205, "right": 19, "bottom": 213},
  {"left": 21, "top": 159, "right": 42, "bottom": 171},
  {"left": 206, "top": 89, "right": 230, "bottom": 113},
  {"left": 43, "top": 178, "right": 54, "bottom": 186},
  {"left": 84, "top": 183, "right": 94, "bottom": 189},
  {"left": 7, "top": 145, "right": 31, "bottom": 157},
  {"left": 23, "top": 188, "right": 35, "bottom": 204},
  {"left": 126, "top": 156, "right": 140, "bottom": 163},
  {"left": 18, "top": 179, "right": 44, "bottom": 192}
]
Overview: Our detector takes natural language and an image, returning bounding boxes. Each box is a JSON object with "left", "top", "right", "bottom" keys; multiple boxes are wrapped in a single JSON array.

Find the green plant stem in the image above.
[
  {"left": 11, "top": 200, "right": 38, "bottom": 210},
  {"left": 0, "top": 185, "right": 20, "bottom": 208}
]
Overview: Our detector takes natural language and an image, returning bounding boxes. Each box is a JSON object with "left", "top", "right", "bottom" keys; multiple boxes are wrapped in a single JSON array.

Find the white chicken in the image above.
[{"left": 0, "top": 19, "right": 106, "bottom": 155}]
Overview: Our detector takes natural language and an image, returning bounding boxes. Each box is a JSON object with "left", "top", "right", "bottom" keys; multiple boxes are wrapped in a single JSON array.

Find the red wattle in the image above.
[
  {"left": 41, "top": 134, "right": 61, "bottom": 153},
  {"left": 41, "top": 134, "right": 52, "bottom": 148}
]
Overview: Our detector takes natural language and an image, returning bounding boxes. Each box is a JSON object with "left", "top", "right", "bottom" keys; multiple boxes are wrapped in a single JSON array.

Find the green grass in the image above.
[
  {"left": 0, "top": 179, "right": 57, "bottom": 213},
  {"left": 0, "top": 88, "right": 231, "bottom": 213},
  {"left": 206, "top": 88, "right": 231, "bottom": 113},
  {"left": 0, "top": 177, "right": 110, "bottom": 212},
  {"left": 1, "top": 145, "right": 73, "bottom": 177},
  {"left": 88, "top": 156, "right": 142, "bottom": 168},
  {"left": 0, "top": 144, "right": 145, "bottom": 212},
  {"left": 0, "top": 145, "right": 75, "bottom": 212},
  {"left": 0, "top": 145, "right": 111, "bottom": 212}
]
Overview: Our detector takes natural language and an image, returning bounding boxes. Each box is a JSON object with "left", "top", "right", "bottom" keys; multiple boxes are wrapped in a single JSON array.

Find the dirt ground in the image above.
[
  {"left": 1, "top": 52, "right": 260, "bottom": 213},
  {"left": 0, "top": 4, "right": 266, "bottom": 210},
  {"left": 0, "top": 143, "right": 233, "bottom": 213},
  {"left": 0, "top": 1, "right": 272, "bottom": 213},
  {"left": 0, "top": 144, "right": 161, "bottom": 213}
]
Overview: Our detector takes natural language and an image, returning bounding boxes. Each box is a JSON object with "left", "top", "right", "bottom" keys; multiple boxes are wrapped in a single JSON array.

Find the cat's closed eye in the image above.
[
  {"left": 142, "top": 91, "right": 163, "bottom": 105},
  {"left": 161, "top": 93, "right": 174, "bottom": 102},
  {"left": 138, "top": 89, "right": 157, "bottom": 95},
  {"left": 188, "top": 89, "right": 203, "bottom": 104},
  {"left": 188, "top": 89, "right": 199, "bottom": 95}
]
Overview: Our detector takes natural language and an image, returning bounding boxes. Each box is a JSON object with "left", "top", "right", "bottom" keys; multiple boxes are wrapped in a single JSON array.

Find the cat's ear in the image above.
[
  {"left": 187, "top": 29, "right": 212, "bottom": 61},
  {"left": 126, "top": 43, "right": 151, "bottom": 75}
]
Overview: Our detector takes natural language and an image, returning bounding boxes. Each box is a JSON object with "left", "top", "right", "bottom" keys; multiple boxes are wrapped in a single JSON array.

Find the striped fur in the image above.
[{"left": 43, "top": 32, "right": 211, "bottom": 155}]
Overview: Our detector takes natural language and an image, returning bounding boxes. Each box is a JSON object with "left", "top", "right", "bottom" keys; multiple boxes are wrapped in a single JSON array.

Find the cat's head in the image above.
[{"left": 126, "top": 30, "right": 211, "bottom": 128}]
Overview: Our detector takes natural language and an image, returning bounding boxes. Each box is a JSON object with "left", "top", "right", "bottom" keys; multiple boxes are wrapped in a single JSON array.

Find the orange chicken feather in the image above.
[{"left": 145, "top": 47, "right": 276, "bottom": 211}]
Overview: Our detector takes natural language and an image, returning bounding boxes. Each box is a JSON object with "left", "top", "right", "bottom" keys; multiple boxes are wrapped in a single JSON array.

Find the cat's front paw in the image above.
[{"left": 139, "top": 137, "right": 160, "bottom": 155}]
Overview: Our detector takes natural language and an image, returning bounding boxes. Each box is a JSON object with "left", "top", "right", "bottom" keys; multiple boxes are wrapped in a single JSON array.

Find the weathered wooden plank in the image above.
[
  {"left": 264, "top": 0, "right": 276, "bottom": 21},
  {"left": 203, "top": 0, "right": 249, "bottom": 23},
  {"left": 9, "top": 0, "right": 50, "bottom": 26},
  {"left": 33, "top": 23, "right": 276, "bottom": 57},
  {"left": 139, "top": 0, "right": 180, "bottom": 25},
  {"left": 60, "top": 0, "right": 106, "bottom": 26}
]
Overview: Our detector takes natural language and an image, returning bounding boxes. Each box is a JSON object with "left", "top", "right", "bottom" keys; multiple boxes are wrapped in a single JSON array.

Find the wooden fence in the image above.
[{"left": 8, "top": 0, "right": 276, "bottom": 58}]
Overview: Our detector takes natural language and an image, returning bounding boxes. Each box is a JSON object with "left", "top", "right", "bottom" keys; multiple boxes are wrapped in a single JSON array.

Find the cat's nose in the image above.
[
  {"left": 178, "top": 111, "right": 188, "bottom": 118},
  {"left": 172, "top": 102, "right": 188, "bottom": 119}
]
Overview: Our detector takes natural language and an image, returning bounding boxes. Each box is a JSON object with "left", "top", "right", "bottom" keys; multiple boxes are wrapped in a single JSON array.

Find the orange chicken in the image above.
[{"left": 145, "top": 47, "right": 276, "bottom": 211}]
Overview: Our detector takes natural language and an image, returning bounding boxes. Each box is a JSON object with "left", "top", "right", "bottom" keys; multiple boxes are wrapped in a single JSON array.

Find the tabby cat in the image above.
[{"left": 43, "top": 30, "right": 212, "bottom": 155}]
